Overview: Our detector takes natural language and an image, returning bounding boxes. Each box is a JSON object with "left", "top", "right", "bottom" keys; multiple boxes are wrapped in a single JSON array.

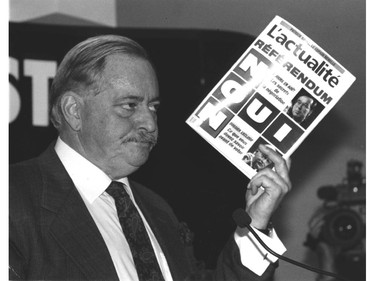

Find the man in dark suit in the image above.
[{"left": 9, "top": 35, "right": 291, "bottom": 280}]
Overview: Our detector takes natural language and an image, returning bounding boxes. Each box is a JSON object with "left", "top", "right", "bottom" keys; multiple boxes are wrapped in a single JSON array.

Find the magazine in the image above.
[{"left": 186, "top": 16, "right": 356, "bottom": 179}]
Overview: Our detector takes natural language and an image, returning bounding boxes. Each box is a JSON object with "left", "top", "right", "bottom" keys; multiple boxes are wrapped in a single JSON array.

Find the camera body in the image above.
[{"left": 317, "top": 160, "right": 365, "bottom": 249}]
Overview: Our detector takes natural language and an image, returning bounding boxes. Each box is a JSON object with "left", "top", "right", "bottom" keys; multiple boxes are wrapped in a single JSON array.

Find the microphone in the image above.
[
  {"left": 233, "top": 208, "right": 252, "bottom": 227},
  {"left": 232, "top": 208, "right": 348, "bottom": 281}
]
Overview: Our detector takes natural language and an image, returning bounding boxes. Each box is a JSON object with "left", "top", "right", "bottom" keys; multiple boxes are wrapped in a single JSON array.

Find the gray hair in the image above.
[{"left": 50, "top": 34, "right": 150, "bottom": 129}]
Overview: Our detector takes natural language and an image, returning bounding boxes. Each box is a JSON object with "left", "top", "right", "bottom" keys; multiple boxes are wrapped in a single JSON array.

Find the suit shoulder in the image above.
[
  {"left": 10, "top": 158, "right": 42, "bottom": 190},
  {"left": 9, "top": 158, "right": 44, "bottom": 215}
]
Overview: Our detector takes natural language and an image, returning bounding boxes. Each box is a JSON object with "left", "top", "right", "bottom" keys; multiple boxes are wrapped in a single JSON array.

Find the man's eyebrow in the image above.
[
  {"left": 150, "top": 97, "right": 161, "bottom": 103},
  {"left": 120, "top": 95, "right": 144, "bottom": 101},
  {"left": 116, "top": 95, "right": 160, "bottom": 103}
]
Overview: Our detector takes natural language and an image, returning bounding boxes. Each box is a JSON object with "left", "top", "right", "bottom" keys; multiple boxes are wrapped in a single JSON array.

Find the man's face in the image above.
[
  {"left": 252, "top": 149, "right": 273, "bottom": 171},
  {"left": 292, "top": 95, "right": 314, "bottom": 122},
  {"left": 78, "top": 54, "right": 159, "bottom": 179}
]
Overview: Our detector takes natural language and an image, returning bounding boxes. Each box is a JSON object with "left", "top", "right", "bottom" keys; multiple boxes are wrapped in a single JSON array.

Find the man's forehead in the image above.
[
  {"left": 103, "top": 54, "right": 159, "bottom": 99},
  {"left": 298, "top": 96, "right": 313, "bottom": 102},
  {"left": 104, "top": 54, "right": 155, "bottom": 77}
]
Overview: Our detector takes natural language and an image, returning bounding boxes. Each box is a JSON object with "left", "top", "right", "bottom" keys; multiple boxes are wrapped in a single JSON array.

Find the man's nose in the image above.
[{"left": 135, "top": 106, "right": 158, "bottom": 132}]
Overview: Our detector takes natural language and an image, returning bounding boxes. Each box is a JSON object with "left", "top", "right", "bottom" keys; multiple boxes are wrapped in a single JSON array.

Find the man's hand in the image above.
[{"left": 245, "top": 144, "right": 292, "bottom": 229}]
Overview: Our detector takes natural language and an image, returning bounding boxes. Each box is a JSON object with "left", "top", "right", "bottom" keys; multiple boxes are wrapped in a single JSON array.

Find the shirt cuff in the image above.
[{"left": 234, "top": 226, "right": 287, "bottom": 276}]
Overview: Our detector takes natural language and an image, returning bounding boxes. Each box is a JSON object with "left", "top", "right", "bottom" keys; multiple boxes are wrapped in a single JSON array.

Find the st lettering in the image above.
[{"left": 9, "top": 57, "right": 57, "bottom": 126}]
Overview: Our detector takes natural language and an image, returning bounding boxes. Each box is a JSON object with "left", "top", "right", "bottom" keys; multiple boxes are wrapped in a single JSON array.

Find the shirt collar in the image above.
[{"left": 54, "top": 137, "right": 130, "bottom": 204}]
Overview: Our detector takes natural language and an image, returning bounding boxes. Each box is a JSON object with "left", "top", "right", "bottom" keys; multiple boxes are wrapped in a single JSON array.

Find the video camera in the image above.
[{"left": 306, "top": 160, "right": 366, "bottom": 280}]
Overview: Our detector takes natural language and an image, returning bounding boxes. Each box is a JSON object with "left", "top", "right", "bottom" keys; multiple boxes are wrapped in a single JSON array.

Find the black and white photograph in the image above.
[{"left": 6, "top": 1, "right": 367, "bottom": 281}]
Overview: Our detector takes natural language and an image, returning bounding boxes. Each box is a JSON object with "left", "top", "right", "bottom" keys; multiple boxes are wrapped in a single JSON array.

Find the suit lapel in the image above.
[
  {"left": 39, "top": 144, "right": 119, "bottom": 280},
  {"left": 130, "top": 181, "right": 192, "bottom": 280}
]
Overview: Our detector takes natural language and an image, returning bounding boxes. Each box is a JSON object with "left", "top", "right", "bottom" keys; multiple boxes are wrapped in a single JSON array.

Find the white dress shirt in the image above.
[{"left": 55, "top": 137, "right": 286, "bottom": 279}]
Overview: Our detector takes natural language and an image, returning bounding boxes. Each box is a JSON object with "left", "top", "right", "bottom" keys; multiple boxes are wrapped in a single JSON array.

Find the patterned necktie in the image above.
[{"left": 106, "top": 181, "right": 165, "bottom": 281}]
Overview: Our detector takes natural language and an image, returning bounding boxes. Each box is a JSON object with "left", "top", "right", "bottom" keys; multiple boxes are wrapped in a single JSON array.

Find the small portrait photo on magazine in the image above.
[
  {"left": 242, "top": 139, "right": 279, "bottom": 172},
  {"left": 284, "top": 88, "right": 324, "bottom": 129}
]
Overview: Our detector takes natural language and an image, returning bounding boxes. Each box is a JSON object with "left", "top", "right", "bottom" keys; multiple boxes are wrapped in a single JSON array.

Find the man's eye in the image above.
[
  {"left": 122, "top": 103, "right": 137, "bottom": 110},
  {"left": 149, "top": 103, "right": 160, "bottom": 112}
]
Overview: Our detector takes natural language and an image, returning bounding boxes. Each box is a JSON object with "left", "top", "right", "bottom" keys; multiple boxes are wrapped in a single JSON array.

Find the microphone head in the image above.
[{"left": 232, "top": 208, "right": 252, "bottom": 228}]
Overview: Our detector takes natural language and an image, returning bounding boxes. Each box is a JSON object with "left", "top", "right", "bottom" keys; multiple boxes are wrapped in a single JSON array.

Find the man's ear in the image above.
[{"left": 60, "top": 92, "right": 83, "bottom": 131}]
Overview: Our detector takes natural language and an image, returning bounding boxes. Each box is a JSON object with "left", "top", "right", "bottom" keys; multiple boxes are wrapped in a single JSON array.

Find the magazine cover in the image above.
[{"left": 186, "top": 16, "right": 356, "bottom": 179}]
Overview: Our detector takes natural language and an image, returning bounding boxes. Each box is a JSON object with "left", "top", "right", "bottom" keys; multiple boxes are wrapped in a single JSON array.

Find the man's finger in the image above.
[
  {"left": 258, "top": 144, "right": 291, "bottom": 188},
  {"left": 251, "top": 172, "right": 289, "bottom": 195}
]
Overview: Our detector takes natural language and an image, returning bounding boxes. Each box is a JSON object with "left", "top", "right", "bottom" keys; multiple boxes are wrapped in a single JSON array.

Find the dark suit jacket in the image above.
[{"left": 9, "top": 143, "right": 276, "bottom": 280}]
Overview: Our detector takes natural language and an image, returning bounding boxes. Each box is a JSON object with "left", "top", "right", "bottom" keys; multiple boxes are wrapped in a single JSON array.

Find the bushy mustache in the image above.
[{"left": 122, "top": 131, "right": 158, "bottom": 147}]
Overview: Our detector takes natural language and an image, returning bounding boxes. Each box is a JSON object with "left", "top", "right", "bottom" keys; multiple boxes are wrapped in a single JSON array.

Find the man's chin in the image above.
[
  {"left": 293, "top": 111, "right": 304, "bottom": 119},
  {"left": 127, "top": 152, "right": 150, "bottom": 167},
  {"left": 129, "top": 147, "right": 153, "bottom": 165},
  {"left": 117, "top": 142, "right": 154, "bottom": 167}
]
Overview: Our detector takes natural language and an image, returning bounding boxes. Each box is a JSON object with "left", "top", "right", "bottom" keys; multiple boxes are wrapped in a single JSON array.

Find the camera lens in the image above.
[
  {"left": 323, "top": 208, "right": 364, "bottom": 249},
  {"left": 332, "top": 214, "right": 358, "bottom": 239}
]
